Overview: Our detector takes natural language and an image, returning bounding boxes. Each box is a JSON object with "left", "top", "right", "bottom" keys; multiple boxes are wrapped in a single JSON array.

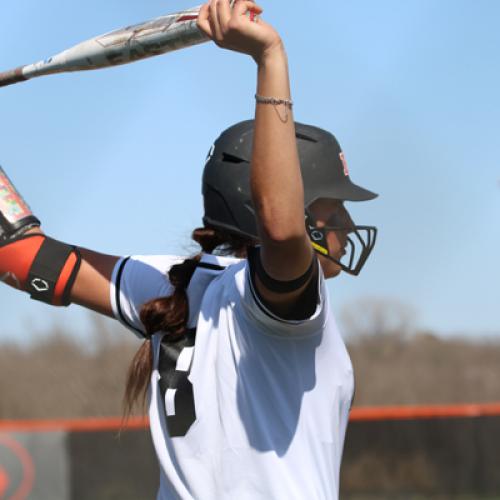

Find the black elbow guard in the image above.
[
  {"left": 0, "top": 234, "right": 82, "bottom": 306},
  {"left": 1, "top": 166, "right": 80, "bottom": 306}
]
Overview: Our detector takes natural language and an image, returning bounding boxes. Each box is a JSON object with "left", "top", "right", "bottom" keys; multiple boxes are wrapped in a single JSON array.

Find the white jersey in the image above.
[{"left": 110, "top": 252, "right": 354, "bottom": 500}]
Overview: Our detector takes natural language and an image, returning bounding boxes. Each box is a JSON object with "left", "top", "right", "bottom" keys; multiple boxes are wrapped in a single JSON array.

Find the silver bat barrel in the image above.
[{"left": 0, "top": 4, "right": 209, "bottom": 87}]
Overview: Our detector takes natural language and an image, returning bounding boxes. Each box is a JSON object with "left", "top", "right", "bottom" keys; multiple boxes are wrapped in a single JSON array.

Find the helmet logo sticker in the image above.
[
  {"left": 339, "top": 152, "right": 349, "bottom": 177},
  {"left": 205, "top": 144, "right": 215, "bottom": 166}
]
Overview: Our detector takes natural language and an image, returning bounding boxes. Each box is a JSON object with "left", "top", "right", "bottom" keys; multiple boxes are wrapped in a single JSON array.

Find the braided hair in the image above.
[{"left": 122, "top": 227, "right": 253, "bottom": 420}]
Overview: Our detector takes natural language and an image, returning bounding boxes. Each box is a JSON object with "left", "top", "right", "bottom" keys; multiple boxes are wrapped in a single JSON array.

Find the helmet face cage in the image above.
[{"left": 305, "top": 210, "right": 377, "bottom": 276}]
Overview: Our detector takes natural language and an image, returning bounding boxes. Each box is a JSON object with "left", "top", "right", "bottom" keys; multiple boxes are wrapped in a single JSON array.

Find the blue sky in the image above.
[{"left": 1, "top": 0, "right": 499, "bottom": 344}]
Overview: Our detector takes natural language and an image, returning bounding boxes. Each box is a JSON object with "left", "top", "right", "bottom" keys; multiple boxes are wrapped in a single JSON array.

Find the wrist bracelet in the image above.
[
  {"left": 255, "top": 94, "right": 293, "bottom": 108},
  {"left": 255, "top": 94, "right": 293, "bottom": 122}
]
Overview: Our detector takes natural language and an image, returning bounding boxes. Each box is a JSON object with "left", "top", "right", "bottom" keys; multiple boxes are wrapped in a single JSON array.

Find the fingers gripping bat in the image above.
[{"left": 0, "top": 2, "right": 242, "bottom": 88}]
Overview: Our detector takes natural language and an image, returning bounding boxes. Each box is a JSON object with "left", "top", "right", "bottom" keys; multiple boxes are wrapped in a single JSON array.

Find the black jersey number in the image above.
[{"left": 158, "top": 330, "right": 197, "bottom": 438}]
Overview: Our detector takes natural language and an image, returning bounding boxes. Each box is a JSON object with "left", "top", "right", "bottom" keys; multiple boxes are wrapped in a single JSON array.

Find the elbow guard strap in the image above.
[{"left": 0, "top": 234, "right": 81, "bottom": 306}]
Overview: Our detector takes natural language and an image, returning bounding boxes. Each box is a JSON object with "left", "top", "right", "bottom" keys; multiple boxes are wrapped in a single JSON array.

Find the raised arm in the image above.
[
  {"left": 197, "top": 0, "right": 315, "bottom": 315},
  {"left": 251, "top": 36, "right": 313, "bottom": 281}
]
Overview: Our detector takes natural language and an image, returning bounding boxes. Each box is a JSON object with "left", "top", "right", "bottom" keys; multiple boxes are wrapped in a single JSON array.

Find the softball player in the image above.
[{"left": 0, "top": 1, "right": 377, "bottom": 498}]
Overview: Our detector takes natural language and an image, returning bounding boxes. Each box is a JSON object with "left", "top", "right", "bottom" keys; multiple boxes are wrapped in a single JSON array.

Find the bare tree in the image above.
[{"left": 340, "top": 296, "right": 417, "bottom": 339}]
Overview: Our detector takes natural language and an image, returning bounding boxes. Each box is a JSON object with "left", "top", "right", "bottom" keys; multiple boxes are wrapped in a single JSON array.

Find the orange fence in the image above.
[
  {"left": 1, "top": 402, "right": 500, "bottom": 432},
  {"left": 2, "top": 404, "right": 500, "bottom": 498},
  {"left": 349, "top": 402, "right": 500, "bottom": 421},
  {"left": 0, "top": 416, "right": 148, "bottom": 433}
]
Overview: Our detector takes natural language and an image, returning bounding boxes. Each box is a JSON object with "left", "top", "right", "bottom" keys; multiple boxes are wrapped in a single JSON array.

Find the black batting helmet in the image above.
[{"left": 202, "top": 120, "right": 378, "bottom": 275}]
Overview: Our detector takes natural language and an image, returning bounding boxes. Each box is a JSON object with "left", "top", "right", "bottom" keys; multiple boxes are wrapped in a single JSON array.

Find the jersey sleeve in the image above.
[
  {"left": 110, "top": 255, "right": 184, "bottom": 338},
  {"left": 236, "top": 259, "right": 329, "bottom": 338},
  {"left": 246, "top": 246, "right": 319, "bottom": 321}
]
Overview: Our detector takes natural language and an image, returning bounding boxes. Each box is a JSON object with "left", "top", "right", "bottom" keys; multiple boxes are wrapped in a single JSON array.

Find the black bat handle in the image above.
[{"left": 0, "top": 67, "right": 28, "bottom": 88}]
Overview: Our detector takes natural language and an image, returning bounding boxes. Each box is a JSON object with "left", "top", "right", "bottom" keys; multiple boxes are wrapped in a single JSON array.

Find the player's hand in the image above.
[{"left": 197, "top": 0, "right": 283, "bottom": 64}]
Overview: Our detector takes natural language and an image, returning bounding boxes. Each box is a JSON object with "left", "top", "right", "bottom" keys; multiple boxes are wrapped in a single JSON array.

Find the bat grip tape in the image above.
[
  {"left": 0, "top": 67, "right": 28, "bottom": 88},
  {"left": 27, "top": 237, "right": 81, "bottom": 306}
]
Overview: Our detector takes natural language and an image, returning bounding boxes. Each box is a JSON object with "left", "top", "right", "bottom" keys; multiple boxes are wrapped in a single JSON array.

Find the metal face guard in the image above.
[
  {"left": 305, "top": 211, "right": 377, "bottom": 276},
  {"left": 338, "top": 225, "right": 377, "bottom": 275}
]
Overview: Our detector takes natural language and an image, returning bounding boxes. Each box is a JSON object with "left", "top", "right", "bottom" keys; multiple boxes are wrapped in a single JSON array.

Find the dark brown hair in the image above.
[{"left": 122, "top": 227, "right": 253, "bottom": 420}]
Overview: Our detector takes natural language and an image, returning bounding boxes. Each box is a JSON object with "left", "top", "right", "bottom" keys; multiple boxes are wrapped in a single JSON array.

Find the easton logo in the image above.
[
  {"left": 339, "top": 152, "right": 350, "bottom": 177},
  {"left": 30, "top": 278, "right": 50, "bottom": 293}
]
